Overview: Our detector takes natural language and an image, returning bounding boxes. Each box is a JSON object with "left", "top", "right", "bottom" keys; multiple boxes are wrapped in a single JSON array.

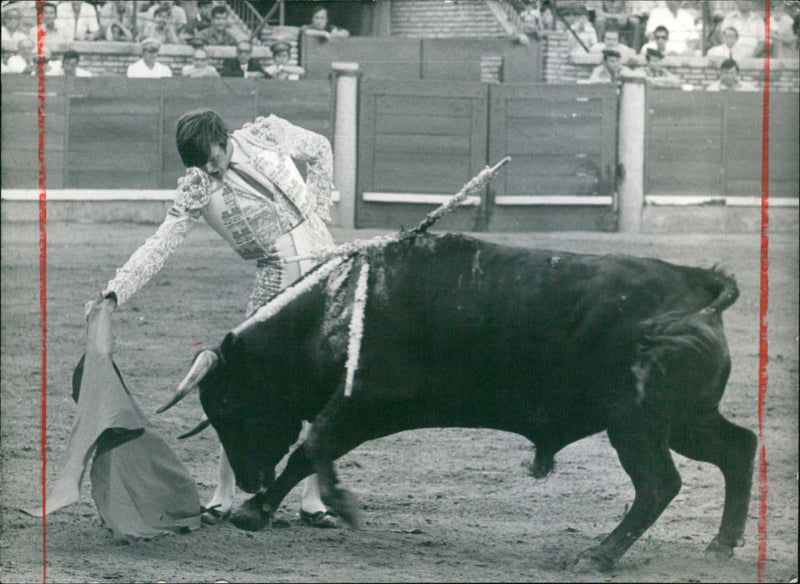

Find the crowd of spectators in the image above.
[
  {"left": 0, "top": 0, "right": 326, "bottom": 79},
  {"left": 517, "top": 0, "right": 798, "bottom": 91},
  {"left": 2, "top": 0, "right": 796, "bottom": 87},
  {"left": 516, "top": 0, "right": 798, "bottom": 60}
]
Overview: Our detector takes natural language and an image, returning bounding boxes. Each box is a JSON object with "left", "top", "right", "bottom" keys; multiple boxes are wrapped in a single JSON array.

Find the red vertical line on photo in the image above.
[
  {"left": 757, "top": 2, "right": 770, "bottom": 583},
  {"left": 36, "top": 0, "right": 48, "bottom": 581}
]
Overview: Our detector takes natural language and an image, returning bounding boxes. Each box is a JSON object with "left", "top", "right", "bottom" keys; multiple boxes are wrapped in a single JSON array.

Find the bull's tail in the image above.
[
  {"left": 632, "top": 268, "right": 738, "bottom": 404},
  {"left": 700, "top": 266, "right": 739, "bottom": 317}
]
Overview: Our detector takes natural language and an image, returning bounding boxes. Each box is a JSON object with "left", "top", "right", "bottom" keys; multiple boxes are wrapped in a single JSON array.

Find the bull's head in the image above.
[{"left": 160, "top": 332, "right": 303, "bottom": 494}]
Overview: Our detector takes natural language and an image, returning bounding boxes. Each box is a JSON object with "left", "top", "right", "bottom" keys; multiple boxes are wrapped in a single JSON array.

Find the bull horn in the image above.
[
  {"left": 157, "top": 350, "right": 219, "bottom": 414},
  {"left": 178, "top": 415, "right": 211, "bottom": 439}
]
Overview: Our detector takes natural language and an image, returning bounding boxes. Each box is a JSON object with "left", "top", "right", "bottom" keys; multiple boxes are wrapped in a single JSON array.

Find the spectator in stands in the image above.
[
  {"left": 707, "top": 26, "right": 753, "bottom": 62},
  {"left": 62, "top": 49, "right": 92, "bottom": 76},
  {"left": 590, "top": 25, "right": 636, "bottom": 64},
  {"left": 719, "top": 1, "right": 764, "bottom": 58},
  {"left": 561, "top": 3, "right": 598, "bottom": 54},
  {"left": 219, "top": 40, "right": 266, "bottom": 78},
  {"left": 588, "top": 48, "right": 628, "bottom": 83},
  {"left": 589, "top": 1, "right": 643, "bottom": 51},
  {"left": 2, "top": 6, "right": 29, "bottom": 52},
  {"left": 645, "top": 1, "right": 700, "bottom": 56},
  {"left": 706, "top": 58, "right": 757, "bottom": 91},
  {"left": 639, "top": 25, "right": 673, "bottom": 55},
  {"left": 140, "top": 1, "right": 187, "bottom": 32},
  {"left": 181, "top": 47, "right": 220, "bottom": 77},
  {"left": 139, "top": 3, "right": 182, "bottom": 45},
  {"left": 37, "top": 46, "right": 65, "bottom": 76},
  {"left": 644, "top": 48, "right": 682, "bottom": 87},
  {"left": 264, "top": 41, "right": 305, "bottom": 80},
  {"left": 181, "top": 0, "right": 214, "bottom": 41},
  {"left": 301, "top": 6, "right": 349, "bottom": 42},
  {"left": 3, "top": 37, "right": 37, "bottom": 74},
  {"left": 56, "top": 1, "right": 100, "bottom": 42},
  {"left": 127, "top": 37, "right": 173, "bottom": 78},
  {"left": 32, "top": 2, "right": 71, "bottom": 56},
  {"left": 540, "top": 0, "right": 556, "bottom": 30},
  {"left": 98, "top": 1, "right": 136, "bottom": 42},
  {"left": 197, "top": 5, "right": 240, "bottom": 46},
  {"left": 518, "top": 1, "right": 544, "bottom": 35},
  {"left": 769, "top": 0, "right": 799, "bottom": 58}
]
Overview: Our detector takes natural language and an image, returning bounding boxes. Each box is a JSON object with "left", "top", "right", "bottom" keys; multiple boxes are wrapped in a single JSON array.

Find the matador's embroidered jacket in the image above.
[{"left": 104, "top": 115, "right": 335, "bottom": 315}]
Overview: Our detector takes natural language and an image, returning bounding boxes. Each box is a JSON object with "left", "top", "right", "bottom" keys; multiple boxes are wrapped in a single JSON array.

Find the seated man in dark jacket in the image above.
[{"left": 219, "top": 41, "right": 266, "bottom": 78}]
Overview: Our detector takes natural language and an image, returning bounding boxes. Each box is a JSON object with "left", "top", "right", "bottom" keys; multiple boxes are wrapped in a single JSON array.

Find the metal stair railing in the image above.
[
  {"left": 484, "top": 0, "right": 530, "bottom": 42},
  {"left": 225, "top": 0, "right": 284, "bottom": 41}
]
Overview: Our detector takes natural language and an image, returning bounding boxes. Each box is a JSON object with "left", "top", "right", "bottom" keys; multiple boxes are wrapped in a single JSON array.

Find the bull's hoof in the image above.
[
  {"left": 573, "top": 547, "right": 615, "bottom": 573},
  {"left": 229, "top": 499, "right": 272, "bottom": 532},
  {"left": 522, "top": 452, "right": 555, "bottom": 478},
  {"left": 324, "top": 488, "right": 360, "bottom": 528},
  {"left": 201, "top": 505, "right": 232, "bottom": 526},
  {"left": 705, "top": 536, "right": 742, "bottom": 559},
  {"left": 300, "top": 509, "right": 339, "bottom": 529}
]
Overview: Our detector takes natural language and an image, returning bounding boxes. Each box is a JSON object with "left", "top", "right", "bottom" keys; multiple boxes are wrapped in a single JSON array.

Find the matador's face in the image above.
[{"left": 204, "top": 137, "right": 233, "bottom": 179}]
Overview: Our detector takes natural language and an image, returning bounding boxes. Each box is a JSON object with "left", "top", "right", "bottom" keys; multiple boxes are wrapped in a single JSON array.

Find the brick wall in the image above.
[
  {"left": 390, "top": 0, "right": 506, "bottom": 38},
  {"left": 543, "top": 31, "right": 799, "bottom": 91},
  {"left": 542, "top": 31, "right": 583, "bottom": 83}
]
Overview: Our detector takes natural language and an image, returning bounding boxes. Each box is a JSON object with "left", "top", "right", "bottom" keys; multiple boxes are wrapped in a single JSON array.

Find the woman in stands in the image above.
[{"left": 301, "top": 6, "right": 349, "bottom": 42}]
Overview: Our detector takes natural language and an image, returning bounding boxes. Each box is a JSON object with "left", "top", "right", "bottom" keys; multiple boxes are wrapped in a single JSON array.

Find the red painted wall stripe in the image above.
[
  {"left": 757, "top": 3, "right": 770, "bottom": 583},
  {"left": 36, "top": 1, "right": 48, "bottom": 582}
]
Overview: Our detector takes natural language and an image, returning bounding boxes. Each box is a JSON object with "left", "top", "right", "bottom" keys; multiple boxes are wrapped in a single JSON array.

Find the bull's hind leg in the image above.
[
  {"left": 669, "top": 409, "right": 757, "bottom": 557},
  {"left": 576, "top": 406, "right": 682, "bottom": 571}
]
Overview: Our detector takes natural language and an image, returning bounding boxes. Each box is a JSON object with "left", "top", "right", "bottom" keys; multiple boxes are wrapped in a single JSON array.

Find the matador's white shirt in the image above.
[{"left": 105, "top": 115, "right": 335, "bottom": 314}]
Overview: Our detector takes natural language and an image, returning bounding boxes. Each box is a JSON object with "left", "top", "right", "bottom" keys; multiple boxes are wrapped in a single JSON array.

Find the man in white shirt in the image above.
[
  {"left": 719, "top": 1, "right": 765, "bottom": 58},
  {"left": 181, "top": 48, "right": 220, "bottom": 78},
  {"left": 30, "top": 2, "right": 71, "bottom": 56},
  {"left": 56, "top": 0, "right": 100, "bottom": 42},
  {"left": 707, "top": 27, "right": 754, "bottom": 63},
  {"left": 706, "top": 58, "right": 757, "bottom": 91},
  {"left": 126, "top": 38, "right": 173, "bottom": 78},
  {"left": 3, "top": 37, "right": 36, "bottom": 74},
  {"left": 590, "top": 27, "right": 636, "bottom": 64},
  {"left": 62, "top": 49, "right": 93, "bottom": 77},
  {"left": 2, "top": 6, "right": 30, "bottom": 52},
  {"left": 645, "top": 1, "right": 700, "bottom": 56}
]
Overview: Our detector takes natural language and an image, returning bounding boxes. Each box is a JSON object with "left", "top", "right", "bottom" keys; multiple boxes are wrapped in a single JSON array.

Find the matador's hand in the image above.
[{"left": 85, "top": 292, "right": 117, "bottom": 320}]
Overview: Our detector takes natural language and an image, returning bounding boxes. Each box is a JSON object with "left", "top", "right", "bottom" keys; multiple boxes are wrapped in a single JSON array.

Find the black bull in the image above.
[{"left": 171, "top": 232, "right": 756, "bottom": 570}]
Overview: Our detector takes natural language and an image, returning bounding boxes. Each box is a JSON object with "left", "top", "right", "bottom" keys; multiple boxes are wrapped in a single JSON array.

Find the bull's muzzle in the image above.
[{"left": 157, "top": 349, "right": 219, "bottom": 413}]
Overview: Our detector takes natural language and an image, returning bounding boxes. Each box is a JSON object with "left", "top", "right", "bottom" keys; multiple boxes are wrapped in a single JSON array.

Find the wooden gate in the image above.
[
  {"left": 356, "top": 80, "right": 618, "bottom": 231},
  {"left": 487, "top": 84, "right": 618, "bottom": 231},
  {"left": 357, "top": 79, "right": 489, "bottom": 231}
]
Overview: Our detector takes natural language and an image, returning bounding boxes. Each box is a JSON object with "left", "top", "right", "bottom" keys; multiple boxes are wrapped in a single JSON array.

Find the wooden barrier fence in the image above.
[{"left": 1, "top": 76, "right": 333, "bottom": 191}]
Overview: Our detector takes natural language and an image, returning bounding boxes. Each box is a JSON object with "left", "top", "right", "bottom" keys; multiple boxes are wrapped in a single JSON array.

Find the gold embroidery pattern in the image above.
[
  {"left": 105, "top": 213, "right": 198, "bottom": 307},
  {"left": 173, "top": 167, "right": 211, "bottom": 215},
  {"left": 242, "top": 115, "right": 333, "bottom": 222}
]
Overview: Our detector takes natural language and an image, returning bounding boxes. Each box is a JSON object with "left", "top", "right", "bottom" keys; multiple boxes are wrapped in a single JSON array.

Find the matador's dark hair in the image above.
[{"left": 175, "top": 109, "right": 229, "bottom": 168}]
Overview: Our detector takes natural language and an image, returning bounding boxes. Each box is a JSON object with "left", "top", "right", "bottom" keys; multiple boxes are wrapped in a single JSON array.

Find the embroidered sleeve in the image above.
[
  {"left": 104, "top": 168, "right": 210, "bottom": 306},
  {"left": 246, "top": 115, "right": 334, "bottom": 222}
]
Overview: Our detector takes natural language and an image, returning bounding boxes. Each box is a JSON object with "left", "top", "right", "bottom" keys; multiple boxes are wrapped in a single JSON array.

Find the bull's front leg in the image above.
[
  {"left": 302, "top": 393, "right": 364, "bottom": 527},
  {"left": 230, "top": 440, "right": 318, "bottom": 532}
]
